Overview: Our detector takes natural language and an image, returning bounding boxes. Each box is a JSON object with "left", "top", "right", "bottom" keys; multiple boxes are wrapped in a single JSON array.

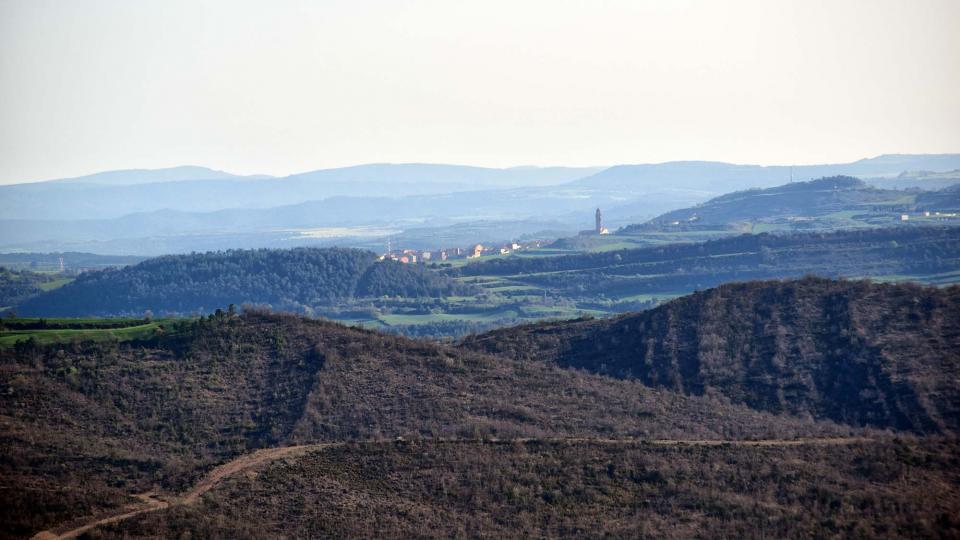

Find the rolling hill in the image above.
[
  {"left": 0, "top": 267, "right": 71, "bottom": 310},
  {"left": 4, "top": 278, "right": 960, "bottom": 537},
  {"left": 0, "top": 184, "right": 690, "bottom": 256},
  {"left": 623, "top": 176, "right": 960, "bottom": 233},
  {"left": 0, "top": 308, "right": 853, "bottom": 537},
  {"left": 0, "top": 164, "right": 602, "bottom": 221},
  {"left": 574, "top": 154, "right": 960, "bottom": 192},
  {"left": 4, "top": 155, "right": 960, "bottom": 257},
  {"left": 462, "top": 277, "right": 960, "bottom": 434},
  {"left": 456, "top": 226, "right": 960, "bottom": 304},
  {"left": 45, "top": 165, "right": 266, "bottom": 186},
  {"left": 12, "top": 155, "right": 959, "bottom": 222},
  {"left": 868, "top": 169, "right": 960, "bottom": 190},
  {"left": 11, "top": 227, "right": 960, "bottom": 336},
  {"left": 14, "top": 247, "right": 473, "bottom": 317},
  {"left": 917, "top": 183, "right": 960, "bottom": 210}
]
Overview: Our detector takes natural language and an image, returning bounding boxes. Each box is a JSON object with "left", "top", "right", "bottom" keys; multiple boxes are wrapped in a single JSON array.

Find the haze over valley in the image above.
[
  {"left": 2, "top": 154, "right": 959, "bottom": 256},
  {"left": 2, "top": 0, "right": 960, "bottom": 538}
]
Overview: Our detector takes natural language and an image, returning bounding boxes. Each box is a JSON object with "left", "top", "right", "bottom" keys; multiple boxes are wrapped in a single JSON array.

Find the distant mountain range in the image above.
[
  {"left": 4, "top": 155, "right": 958, "bottom": 222},
  {"left": 574, "top": 154, "right": 960, "bottom": 191},
  {"left": 2, "top": 155, "right": 959, "bottom": 256},
  {"left": 0, "top": 164, "right": 602, "bottom": 221},
  {"left": 46, "top": 165, "right": 271, "bottom": 185},
  {"left": 869, "top": 169, "right": 960, "bottom": 190},
  {"left": 0, "top": 185, "right": 708, "bottom": 255}
]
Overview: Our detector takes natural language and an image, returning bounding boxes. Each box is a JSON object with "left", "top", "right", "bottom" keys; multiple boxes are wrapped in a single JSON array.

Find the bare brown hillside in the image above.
[
  {"left": 462, "top": 277, "right": 960, "bottom": 433},
  {"left": 1, "top": 310, "right": 851, "bottom": 538},
  {"left": 92, "top": 438, "right": 960, "bottom": 539}
]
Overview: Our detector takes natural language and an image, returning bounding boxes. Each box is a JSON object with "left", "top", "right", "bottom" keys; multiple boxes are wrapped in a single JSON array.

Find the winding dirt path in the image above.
[
  {"left": 30, "top": 444, "right": 335, "bottom": 540},
  {"left": 178, "top": 444, "right": 327, "bottom": 505},
  {"left": 30, "top": 437, "right": 871, "bottom": 539},
  {"left": 30, "top": 493, "right": 170, "bottom": 540}
]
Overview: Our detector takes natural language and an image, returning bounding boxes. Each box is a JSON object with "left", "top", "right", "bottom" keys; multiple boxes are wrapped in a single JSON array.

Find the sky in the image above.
[{"left": 0, "top": 0, "right": 958, "bottom": 184}]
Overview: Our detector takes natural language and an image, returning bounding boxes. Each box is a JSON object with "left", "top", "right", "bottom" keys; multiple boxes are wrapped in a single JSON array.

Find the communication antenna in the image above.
[
  {"left": 790, "top": 166, "right": 794, "bottom": 183},
  {"left": 58, "top": 256, "right": 64, "bottom": 273}
]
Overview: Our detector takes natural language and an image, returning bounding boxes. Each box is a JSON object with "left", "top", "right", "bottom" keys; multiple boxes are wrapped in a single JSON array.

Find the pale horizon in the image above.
[
  {"left": 2, "top": 0, "right": 959, "bottom": 184},
  {"left": 12, "top": 151, "right": 960, "bottom": 186}
]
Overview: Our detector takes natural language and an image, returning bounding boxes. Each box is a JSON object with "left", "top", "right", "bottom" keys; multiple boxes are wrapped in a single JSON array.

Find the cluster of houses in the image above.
[
  {"left": 900, "top": 210, "right": 959, "bottom": 221},
  {"left": 379, "top": 209, "right": 607, "bottom": 264},
  {"left": 665, "top": 214, "right": 700, "bottom": 227},
  {"left": 380, "top": 240, "right": 545, "bottom": 264}
]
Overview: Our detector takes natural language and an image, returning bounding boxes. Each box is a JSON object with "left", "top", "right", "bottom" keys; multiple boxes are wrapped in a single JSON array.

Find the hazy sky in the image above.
[{"left": 1, "top": 0, "right": 958, "bottom": 183}]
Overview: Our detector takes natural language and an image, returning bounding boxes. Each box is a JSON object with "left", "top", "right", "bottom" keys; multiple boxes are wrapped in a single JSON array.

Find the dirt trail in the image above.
[
  {"left": 31, "top": 493, "right": 169, "bottom": 540},
  {"left": 179, "top": 444, "right": 328, "bottom": 505},
  {"left": 30, "top": 444, "right": 334, "bottom": 540},
  {"left": 29, "top": 437, "right": 871, "bottom": 539}
]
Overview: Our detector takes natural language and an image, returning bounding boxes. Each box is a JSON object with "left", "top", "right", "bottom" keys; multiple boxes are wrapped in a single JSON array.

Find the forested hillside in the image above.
[
  {"left": 0, "top": 267, "right": 69, "bottom": 310},
  {"left": 462, "top": 277, "right": 960, "bottom": 434},
  {"left": 917, "top": 183, "right": 960, "bottom": 209},
  {"left": 0, "top": 310, "right": 849, "bottom": 537},
  {"left": 15, "top": 248, "right": 472, "bottom": 317},
  {"left": 14, "top": 228, "right": 960, "bottom": 333}
]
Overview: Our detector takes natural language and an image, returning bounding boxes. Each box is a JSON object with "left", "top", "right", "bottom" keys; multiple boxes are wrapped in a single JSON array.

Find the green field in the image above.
[
  {"left": 0, "top": 318, "right": 177, "bottom": 348},
  {"left": 377, "top": 310, "right": 519, "bottom": 326},
  {"left": 3, "top": 317, "right": 149, "bottom": 326},
  {"left": 333, "top": 317, "right": 388, "bottom": 330},
  {"left": 36, "top": 278, "right": 74, "bottom": 291},
  {"left": 616, "top": 292, "right": 686, "bottom": 303}
]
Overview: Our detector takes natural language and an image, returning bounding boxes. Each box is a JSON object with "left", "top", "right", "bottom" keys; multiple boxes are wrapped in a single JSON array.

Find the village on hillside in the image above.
[{"left": 379, "top": 208, "right": 611, "bottom": 264}]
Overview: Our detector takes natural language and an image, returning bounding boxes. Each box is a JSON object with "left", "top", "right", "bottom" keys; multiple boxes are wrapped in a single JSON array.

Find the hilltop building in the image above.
[
  {"left": 596, "top": 208, "right": 610, "bottom": 234},
  {"left": 580, "top": 208, "right": 610, "bottom": 236}
]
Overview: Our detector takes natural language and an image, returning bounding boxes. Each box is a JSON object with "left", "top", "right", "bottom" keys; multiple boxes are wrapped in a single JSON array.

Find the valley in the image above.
[
  {"left": 6, "top": 225, "right": 957, "bottom": 339},
  {"left": 3, "top": 158, "right": 959, "bottom": 257}
]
